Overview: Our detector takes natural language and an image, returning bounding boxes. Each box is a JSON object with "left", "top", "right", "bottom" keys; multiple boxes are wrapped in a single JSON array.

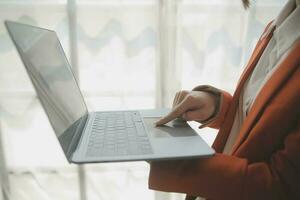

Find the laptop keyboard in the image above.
[{"left": 86, "top": 111, "right": 153, "bottom": 157}]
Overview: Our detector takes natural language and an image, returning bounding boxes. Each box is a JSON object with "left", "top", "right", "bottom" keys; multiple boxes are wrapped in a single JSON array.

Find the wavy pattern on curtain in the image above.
[{"left": 0, "top": 18, "right": 157, "bottom": 56}]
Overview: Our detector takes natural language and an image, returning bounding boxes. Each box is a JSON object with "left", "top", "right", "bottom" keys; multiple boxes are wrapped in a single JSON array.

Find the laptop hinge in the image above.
[{"left": 65, "top": 113, "right": 89, "bottom": 162}]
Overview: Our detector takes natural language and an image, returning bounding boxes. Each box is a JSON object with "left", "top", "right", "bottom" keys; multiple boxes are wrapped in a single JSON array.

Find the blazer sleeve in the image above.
[
  {"left": 192, "top": 85, "right": 232, "bottom": 129},
  {"left": 148, "top": 118, "right": 300, "bottom": 200}
]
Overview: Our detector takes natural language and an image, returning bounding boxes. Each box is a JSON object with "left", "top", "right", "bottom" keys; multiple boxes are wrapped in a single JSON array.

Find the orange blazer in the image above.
[{"left": 148, "top": 22, "right": 300, "bottom": 200}]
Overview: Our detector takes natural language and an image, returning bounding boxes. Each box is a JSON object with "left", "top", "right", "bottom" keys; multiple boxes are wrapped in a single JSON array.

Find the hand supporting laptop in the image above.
[{"left": 155, "top": 90, "right": 217, "bottom": 126}]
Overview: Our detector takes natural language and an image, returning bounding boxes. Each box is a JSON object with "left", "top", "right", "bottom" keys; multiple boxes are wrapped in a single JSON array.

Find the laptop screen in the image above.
[{"left": 5, "top": 21, "right": 88, "bottom": 158}]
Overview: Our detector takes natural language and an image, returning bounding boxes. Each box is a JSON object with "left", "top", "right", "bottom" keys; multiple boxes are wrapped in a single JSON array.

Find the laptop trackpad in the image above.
[{"left": 143, "top": 118, "right": 198, "bottom": 138}]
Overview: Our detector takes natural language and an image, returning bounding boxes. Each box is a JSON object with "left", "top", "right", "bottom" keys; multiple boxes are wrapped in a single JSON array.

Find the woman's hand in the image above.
[{"left": 155, "top": 90, "right": 216, "bottom": 126}]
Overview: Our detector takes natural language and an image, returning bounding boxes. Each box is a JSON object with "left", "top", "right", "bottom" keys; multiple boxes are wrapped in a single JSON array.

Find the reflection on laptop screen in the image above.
[{"left": 6, "top": 21, "right": 88, "bottom": 156}]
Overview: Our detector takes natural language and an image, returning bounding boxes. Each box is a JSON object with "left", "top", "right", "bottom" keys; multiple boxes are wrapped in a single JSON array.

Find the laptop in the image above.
[{"left": 5, "top": 21, "right": 214, "bottom": 163}]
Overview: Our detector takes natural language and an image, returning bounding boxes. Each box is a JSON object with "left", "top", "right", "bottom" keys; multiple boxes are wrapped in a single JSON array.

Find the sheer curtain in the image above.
[{"left": 0, "top": 0, "right": 286, "bottom": 200}]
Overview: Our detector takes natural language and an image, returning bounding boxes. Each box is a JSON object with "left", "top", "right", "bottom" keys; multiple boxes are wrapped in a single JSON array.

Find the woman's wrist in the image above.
[{"left": 192, "top": 85, "right": 221, "bottom": 124}]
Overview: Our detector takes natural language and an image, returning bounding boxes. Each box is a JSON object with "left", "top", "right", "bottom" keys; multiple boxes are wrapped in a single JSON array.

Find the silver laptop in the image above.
[{"left": 5, "top": 21, "right": 214, "bottom": 163}]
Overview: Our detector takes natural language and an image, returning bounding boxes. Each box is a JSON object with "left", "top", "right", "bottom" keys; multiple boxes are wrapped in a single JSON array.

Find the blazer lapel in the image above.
[
  {"left": 212, "top": 25, "right": 275, "bottom": 152},
  {"left": 232, "top": 40, "right": 300, "bottom": 154}
]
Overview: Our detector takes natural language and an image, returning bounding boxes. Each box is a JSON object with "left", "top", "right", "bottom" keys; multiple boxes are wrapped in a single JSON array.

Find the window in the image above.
[{"left": 0, "top": 0, "right": 286, "bottom": 199}]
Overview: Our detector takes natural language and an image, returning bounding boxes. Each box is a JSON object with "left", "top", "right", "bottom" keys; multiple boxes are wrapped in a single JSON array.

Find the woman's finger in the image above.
[
  {"left": 155, "top": 96, "right": 192, "bottom": 126},
  {"left": 182, "top": 109, "right": 207, "bottom": 121},
  {"left": 173, "top": 90, "right": 189, "bottom": 107}
]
